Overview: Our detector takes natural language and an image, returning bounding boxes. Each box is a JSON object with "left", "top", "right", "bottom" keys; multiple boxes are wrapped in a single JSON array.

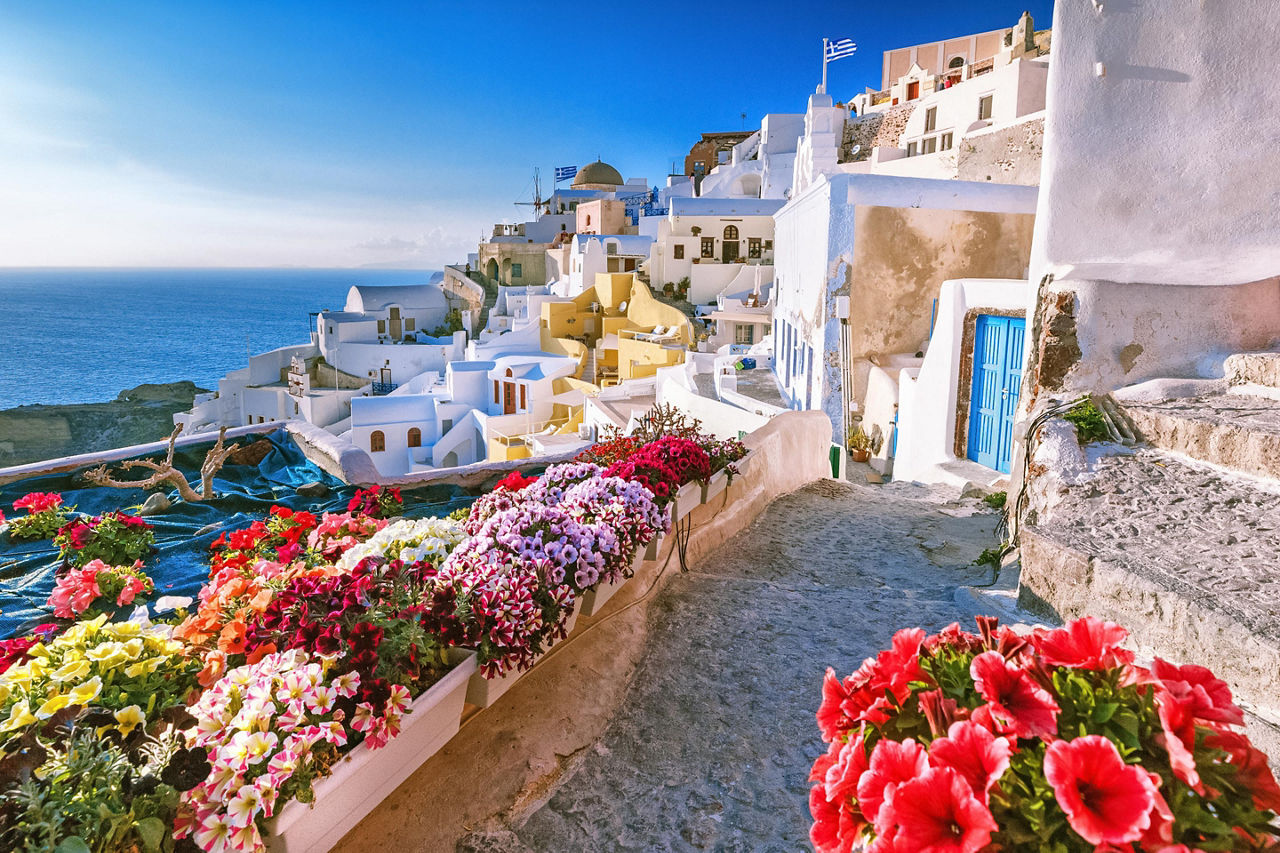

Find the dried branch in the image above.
[{"left": 81, "top": 424, "right": 240, "bottom": 502}]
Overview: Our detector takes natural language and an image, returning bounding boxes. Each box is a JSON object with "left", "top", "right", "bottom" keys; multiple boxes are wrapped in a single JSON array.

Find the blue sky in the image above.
[{"left": 0, "top": 0, "right": 1053, "bottom": 268}]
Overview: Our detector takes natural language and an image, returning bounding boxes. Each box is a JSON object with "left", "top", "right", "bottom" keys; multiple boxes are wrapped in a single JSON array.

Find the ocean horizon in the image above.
[{"left": 0, "top": 267, "right": 440, "bottom": 411}]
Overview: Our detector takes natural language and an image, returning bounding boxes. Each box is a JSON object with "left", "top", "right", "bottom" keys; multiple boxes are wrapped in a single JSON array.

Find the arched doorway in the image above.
[
  {"left": 407, "top": 427, "right": 421, "bottom": 448},
  {"left": 370, "top": 430, "right": 385, "bottom": 452},
  {"left": 722, "top": 224, "right": 740, "bottom": 263},
  {"left": 486, "top": 258, "right": 499, "bottom": 281}
]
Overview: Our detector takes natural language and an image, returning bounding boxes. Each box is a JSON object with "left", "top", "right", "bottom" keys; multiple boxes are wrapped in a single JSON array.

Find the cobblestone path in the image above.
[{"left": 463, "top": 478, "right": 999, "bottom": 853}]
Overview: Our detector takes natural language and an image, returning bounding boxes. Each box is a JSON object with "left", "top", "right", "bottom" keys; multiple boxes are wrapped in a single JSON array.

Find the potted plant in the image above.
[{"left": 847, "top": 426, "right": 872, "bottom": 463}]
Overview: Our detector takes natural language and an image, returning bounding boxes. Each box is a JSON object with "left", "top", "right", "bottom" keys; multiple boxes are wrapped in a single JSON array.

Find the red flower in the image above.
[
  {"left": 495, "top": 470, "right": 538, "bottom": 492},
  {"left": 809, "top": 783, "right": 849, "bottom": 853},
  {"left": 1203, "top": 728, "right": 1280, "bottom": 813},
  {"left": 927, "top": 720, "right": 1013, "bottom": 805},
  {"left": 1151, "top": 658, "right": 1244, "bottom": 726},
  {"left": 970, "top": 651, "right": 1060, "bottom": 740},
  {"left": 857, "top": 738, "right": 928, "bottom": 825},
  {"left": 817, "top": 667, "right": 854, "bottom": 743},
  {"left": 1155, "top": 689, "right": 1202, "bottom": 792},
  {"left": 1034, "top": 616, "right": 1133, "bottom": 670},
  {"left": 876, "top": 766, "right": 997, "bottom": 853},
  {"left": 1043, "top": 735, "right": 1157, "bottom": 845},
  {"left": 824, "top": 735, "right": 870, "bottom": 805},
  {"left": 14, "top": 491, "right": 63, "bottom": 513}
]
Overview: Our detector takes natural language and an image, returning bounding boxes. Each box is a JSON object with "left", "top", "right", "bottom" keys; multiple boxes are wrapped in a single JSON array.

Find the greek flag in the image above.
[
  {"left": 825, "top": 38, "right": 857, "bottom": 60},
  {"left": 554, "top": 165, "right": 578, "bottom": 183}
]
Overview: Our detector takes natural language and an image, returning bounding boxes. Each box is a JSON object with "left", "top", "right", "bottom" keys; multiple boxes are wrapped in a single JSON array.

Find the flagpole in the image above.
[{"left": 821, "top": 38, "right": 828, "bottom": 94}]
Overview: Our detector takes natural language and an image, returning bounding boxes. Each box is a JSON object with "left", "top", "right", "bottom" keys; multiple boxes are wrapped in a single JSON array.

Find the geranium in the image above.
[
  {"left": 306, "top": 510, "right": 386, "bottom": 562},
  {"left": 54, "top": 510, "right": 155, "bottom": 567},
  {"left": 47, "top": 558, "right": 155, "bottom": 618},
  {"left": 808, "top": 616, "right": 1280, "bottom": 852},
  {"left": 347, "top": 485, "right": 403, "bottom": 519},
  {"left": 494, "top": 470, "right": 538, "bottom": 492},
  {"left": 1044, "top": 735, "right": 1158, "bottom": 844},
  {"left": 8, "top": 491, "right": 73, "bottom": 541}
]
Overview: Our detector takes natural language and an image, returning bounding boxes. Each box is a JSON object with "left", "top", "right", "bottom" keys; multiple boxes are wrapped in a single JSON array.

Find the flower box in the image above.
[
  {"left": 644, "top": 533, "right": 663, "bottom": 561},
  {"left": 267, "top": 648, "right": 477, "bottom": 853},
  {"left": 673, "top": 481, "right": 701, "bottom": 519},
  {"left": 579, "top": 551, "right": 640, "bottom": 617},
  {"left": 700, "top": 470, "right": 729, "bottom": 504},
  {"left": 464, "top": 609, "right": 578, "bottom": 708}
]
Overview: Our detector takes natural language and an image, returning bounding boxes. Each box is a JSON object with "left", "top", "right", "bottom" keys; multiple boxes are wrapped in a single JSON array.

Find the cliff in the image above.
[{"left": 0, "top": 382, "right": 207, "bottom": 468}]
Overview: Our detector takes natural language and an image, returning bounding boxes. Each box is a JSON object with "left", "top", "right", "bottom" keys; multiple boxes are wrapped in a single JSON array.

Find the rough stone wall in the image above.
[
  {"left": 956, "top": 117, "right": 1044, "bottom": 186},
  {"left": 840, "top": 105, "right": 914, "bottom": 162}
]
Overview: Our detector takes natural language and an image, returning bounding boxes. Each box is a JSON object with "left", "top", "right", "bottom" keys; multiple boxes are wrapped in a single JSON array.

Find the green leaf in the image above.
[
  {"left": 137, "top": 817, "right": 167, "bottom": 852},
  {"left": 1092, "top": 701, "right": 1119, "bottom": 723},
  {"left": 55, "top": 839, "right": 92, "bottom": 853}
]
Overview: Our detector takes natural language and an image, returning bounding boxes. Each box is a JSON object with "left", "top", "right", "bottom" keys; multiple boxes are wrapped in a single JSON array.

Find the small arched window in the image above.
[
  {"left": 370, "top": 431, "right": 385, "bottom": 452},
  {"left": 407, "top": 427, "right": 421, "bottom": 448},
  {"left": 506, "top": 368, "right": 514, "bottom": 377},
  {"left": 948, "top": 55, "right": 965, "bottom": 69},
  {"left": 724, "top": 225, "right": 739, "bottom": 240}
]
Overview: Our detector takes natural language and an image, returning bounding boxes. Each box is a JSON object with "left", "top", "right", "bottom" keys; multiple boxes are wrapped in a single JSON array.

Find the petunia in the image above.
[
  {"left": 857, "top": 738, "right": 929, "bottom": 825},
  {"left": 1155, "top": 690, "right": 1202, "bottom": 792},
  {"left": 1203, "top": 728, "right": 1280, "bottom": 813},
  {"left": 1151, "top": 658, "right": 1244, "bottom": 726},
  {"left": 114, "top": 704, "right": 146, "bottom": 736},
  {"left": 34, "top": 693, "right": 72, "bottom": 719},
  {"left": 927, "top": 720, "right": 1013, "bottom": 805},
  {"left": 1034, "top": 616, "right": 1134, "bottom": 670},
  {"left": 1043, "top": 735, "right": 1157, "bottom": 845},
  {"left": 67, "top": 675, "right": 103, "bottom": 705},
  {"left": 969, "top": 651, "right": 1060, "bottom": 740},
  {"left": 877, "top": 766, "right": 997, "bottom": 853}
]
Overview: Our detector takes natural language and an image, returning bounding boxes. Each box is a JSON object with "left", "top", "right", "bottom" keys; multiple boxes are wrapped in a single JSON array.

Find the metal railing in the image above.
[{"left": 371, "top": 382, "right": 398, "bottom": 396}]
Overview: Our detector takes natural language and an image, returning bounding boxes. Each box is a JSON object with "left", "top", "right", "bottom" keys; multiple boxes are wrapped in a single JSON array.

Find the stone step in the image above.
[
  {"left": 1018, "top": 447, "right": 1280, "bottom": 718},
  {"left": 1226, "top": 351, "right": 1280, "bottom": 390},
  {"left": 1116, "top": 390, "right": 1280, "bottom": 480}
]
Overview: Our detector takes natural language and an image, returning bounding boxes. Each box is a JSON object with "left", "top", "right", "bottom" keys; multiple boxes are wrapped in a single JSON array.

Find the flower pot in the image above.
[
  {"left": 267, "top": 648, "right": 477, "bottom": 853},
  {"left": 580, "top": 572, "right": 627, "bottom": 617},
  {"left": 700, "top": 470, "right": 729, "bottom": 504},
  {"left": 673, "top": 481, "right": 701, "bottom": 519},
  {"left": 464, "top": 609, "right": 578, "bottom": 708},
  {"left": 850, "top": 448, "right": 870, "bottom": 463},
  {"left": 644, "top": 534, "right": 663, "bottom": 561}
]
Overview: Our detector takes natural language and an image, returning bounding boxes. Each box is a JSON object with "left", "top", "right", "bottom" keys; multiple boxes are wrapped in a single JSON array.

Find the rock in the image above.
[
  {"left": 194, "top": 523, "right": 222, "bottom": 537},
  {"left": 959, "top": 481, "right": 989, "bottom": 500},
  {"left": 138, "top": 492, "right": 172, "bottom": 516},
  {"left": 228, "top": 438, "right": 273, "bottom": 467},
  {"left": 296, "top": 481, "right": 330, "bottom": 497},
  {"left": 921, "top": 538, "right": 946, "bottom": 551}
]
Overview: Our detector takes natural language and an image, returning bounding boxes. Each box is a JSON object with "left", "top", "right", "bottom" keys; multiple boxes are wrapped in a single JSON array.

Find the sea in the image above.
[{"left": 0, "top": 268, "right": 440, "bottom": 411}]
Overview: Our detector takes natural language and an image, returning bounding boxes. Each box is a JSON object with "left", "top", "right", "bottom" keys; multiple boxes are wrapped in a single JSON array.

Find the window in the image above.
[
  {"left": 407, "top": 427, "right": 421, "bottom": 448},
  {"left": 586, "top": 215, "right": 592, "bottom": 226},
  {"left": 511, "top": 263, "right": 522, "bottom": 278},
  {"left": 405, "top": 318, "right": 415, "bottom": 331},
  {"left": 906, "top": 141, "right": 918, "bottom": 157},
  {"left": 734, "top": 325, "right": 755, "bottom": 345},
  {"left": 377, "top": 319, "right": 386, "bottom": 334},
  {"left": 673, "top": 244, "right": 685, "bottom": 260},
  {"left": 606, "top": 242, "right": 618, "bottom": 255},
  {"left": 370, "top": 431, "right": 385, "bottom": 452},
  {"left": 748, "top": 237, "right": 762, "bottom": 258},
  {"left": 940, "top": 132, "right": 953, "bottom": 151},
  {"left": 717, "top": 149, "right": 730, "bottom": 164},
  {"left": 922, "top": 136, "right": 937, "bottom": 154},
  {"left": 441, "top": 418, "right": 453, "bottom": 434},
  {"left": 519, "top": 385, "right": 527, "bottom": 410},
  {"left": 701, "top": 237, "right": 715, "bottom": 258},
  {"left": 493, "top": 380, "right": 500, "bottom": 403},
  {"left": 948, "top": 55, "right": 965, "bottom": 69},
  {"left": 764, "top": 239, "right": 773, "bottom": 250},
  {"left": 978, "top": 94, "right": 993, "bottom": 120},
  {"left": 723, "top": 224, "right": 739, "bottom": 240},
  {"left": 924, "top": 107, "right": 937, "bottom": 133},
  {"left": 328, "top": 325, "right": 334, "bottom": 334}
]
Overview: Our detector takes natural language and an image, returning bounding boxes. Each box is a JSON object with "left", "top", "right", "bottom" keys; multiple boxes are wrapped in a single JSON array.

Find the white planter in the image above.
[
  {"left": 267, "top": 648, "right": 477, "bottom": 853},
  {"left": 465, "top": 609, "right": 578, "bottom": 708},
  {"left": 673, "top": 481, "right": 701, "bottom": 519},
  {"left": 579, "top": 573, "right": 627, "bottom": 617},
  {"left": 701, "top": 470, "right": 729, "bottom": 504}
]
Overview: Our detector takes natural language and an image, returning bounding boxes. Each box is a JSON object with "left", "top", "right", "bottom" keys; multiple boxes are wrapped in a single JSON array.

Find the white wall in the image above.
[
  {"left": 895, "top": 278, "right": 1028, "bottom": 483},
  {"left": 1031, "top": 0, "right": 1280, "bottom": 287}
]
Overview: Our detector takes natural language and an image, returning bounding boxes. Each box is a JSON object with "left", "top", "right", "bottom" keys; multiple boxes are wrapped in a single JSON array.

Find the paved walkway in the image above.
[{"left": 460, "top": 478, "right": 1000, "bottom": 852}]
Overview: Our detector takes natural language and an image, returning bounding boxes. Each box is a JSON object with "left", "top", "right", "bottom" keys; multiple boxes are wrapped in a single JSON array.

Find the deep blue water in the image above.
[{"left": 0, "top": 268, "right": 438, "bottom": 410}]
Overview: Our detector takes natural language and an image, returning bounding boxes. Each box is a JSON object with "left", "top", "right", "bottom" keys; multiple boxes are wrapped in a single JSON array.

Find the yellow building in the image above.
[{"left": 539, "top": 273, "right": 691, "bottom": 387}]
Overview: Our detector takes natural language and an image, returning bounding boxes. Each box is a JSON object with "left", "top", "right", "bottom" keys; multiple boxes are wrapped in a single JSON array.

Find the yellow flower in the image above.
[
  {"left": 86, "top": 643, "right": 128, "bottom": 670},
  {"left": 124, "top": 657, "right": 165, "bottom": 678},
  {"left": 1, "top": 700, "right": 36, "bottom": 733},
  {"left": 24, "top": 641, "right": 50, "bottom": 660},
  {"left": 4, "top": 666, "right": 34, "bottom": 691},
  {"left": 113, "top": 705, "right": 145, "bottom": 736},
  {"left": 50, "top": 659, "right": 91, "bottom": 684},
  {"left": 120, "top": 638, "right": 145, "bottom": 660},
  {"left": 109, "top": 621, "right": 142, "bottom": 639},
  {"left": 0, "top": 684, "right": 9, "bottom": 704},
  {"left": 67, "top": 676, "right": 103, "bottom": 706},
  {"left": 34, "top": 693, "right": 71, "bottom": 719}
]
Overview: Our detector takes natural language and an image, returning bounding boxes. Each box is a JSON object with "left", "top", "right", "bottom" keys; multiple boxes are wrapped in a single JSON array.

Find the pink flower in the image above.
[
  {"left": 1034, "top": 616, "right": 1134, "bottom": 670},
  {"left": 14, "top": 492, "right": 62, "bottom": 513},
  {"left": 857, "top": 738, "right": 928, "bottom": 825},
  {"left": 117, "top": 575, "right": 147, "bottom": 606},
  {"left": 970, "top": 651, "right": 1060, "bottom": 740},
  {"left": 1043, "top": 735, "right": 1157, "bottom": 845},
  {"left": 927, "top": 720, "right": 1013, "bottom": 805},
  {"left": 876, "top": 766, "right": 997, "bottom": 853},
  {"left": 1155, "top": 689, "right": 1201, "bottom": 792}
]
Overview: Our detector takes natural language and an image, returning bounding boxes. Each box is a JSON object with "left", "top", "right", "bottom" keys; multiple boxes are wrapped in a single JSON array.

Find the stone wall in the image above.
[
  {"left": 956, "top": 117, "right": 1044, "bottom": 186},
  {"left": 840, "top": 105, "right": 914, "bottom": 162}
]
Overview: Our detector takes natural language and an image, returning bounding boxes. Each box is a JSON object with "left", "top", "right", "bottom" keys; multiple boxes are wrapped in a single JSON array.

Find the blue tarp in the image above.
[{"left": 0, "top": 430, "right": 478, "bottom": 639}]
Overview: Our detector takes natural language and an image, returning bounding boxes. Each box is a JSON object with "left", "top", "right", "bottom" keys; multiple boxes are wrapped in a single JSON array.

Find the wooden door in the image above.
[
  {"left": 389, "top": 307, "right": 402, "bottom": 339},
  {"left": 907, "top": 81, "right": 920, "bottom": 100},
  {"left": 722, "top": 241, "right": 739, "bottom": 263},
  {"left": 503, "top": 382, "right": 516, "bottom": 414}
]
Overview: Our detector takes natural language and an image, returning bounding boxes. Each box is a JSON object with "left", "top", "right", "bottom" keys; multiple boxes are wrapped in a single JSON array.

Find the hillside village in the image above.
[{"left": 5, "top": 2, "right": 1280, "bottom": 851}]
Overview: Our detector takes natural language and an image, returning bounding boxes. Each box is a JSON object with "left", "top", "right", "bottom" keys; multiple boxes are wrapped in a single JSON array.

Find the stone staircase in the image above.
[
  {"left": 1018, "top": 349, "right": 1280, "bottom": 753},
  {"left": 581, "top": 347, "right": 597, "bottom": 385}
]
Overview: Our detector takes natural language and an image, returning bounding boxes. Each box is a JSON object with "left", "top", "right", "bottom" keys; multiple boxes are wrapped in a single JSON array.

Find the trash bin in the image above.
[{"left": 740, "top": 357, "right": 756, "bottom": 370}]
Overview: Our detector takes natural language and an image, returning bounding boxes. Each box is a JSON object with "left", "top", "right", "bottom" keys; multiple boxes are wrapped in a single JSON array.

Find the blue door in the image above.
[{"left": 967, "top": 315, "right": 1026, "bottom": 474}]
